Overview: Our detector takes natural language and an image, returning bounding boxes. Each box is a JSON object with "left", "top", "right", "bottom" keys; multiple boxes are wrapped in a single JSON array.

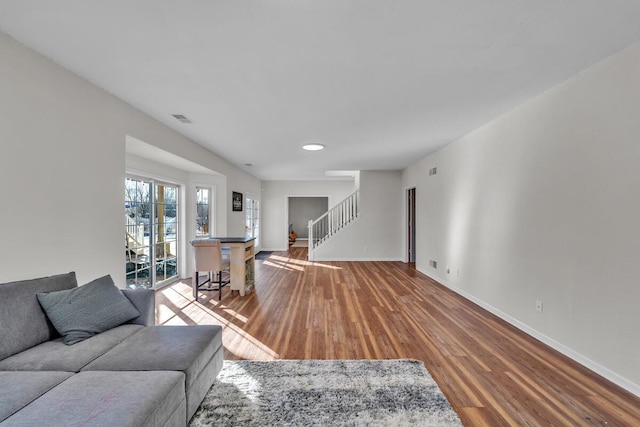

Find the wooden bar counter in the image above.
[{"left": 212, "top": 237, "right": 255, "bottom": 296}]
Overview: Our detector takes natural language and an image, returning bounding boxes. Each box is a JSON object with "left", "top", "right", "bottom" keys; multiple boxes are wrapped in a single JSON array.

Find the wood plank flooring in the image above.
[{"left": 156, "top": 247, "right": 640, "bottom": 426}]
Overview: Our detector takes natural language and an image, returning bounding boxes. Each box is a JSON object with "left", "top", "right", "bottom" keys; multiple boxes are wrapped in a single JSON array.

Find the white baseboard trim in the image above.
[
  {"left": 418, "top": 267, "right": 640, "bottom": 398},
  {"left": 311, "top": 257, "right": 403, "bottom": 262},
  {"left": 259, "top": 247, "right": 288, "bottom": 252}
]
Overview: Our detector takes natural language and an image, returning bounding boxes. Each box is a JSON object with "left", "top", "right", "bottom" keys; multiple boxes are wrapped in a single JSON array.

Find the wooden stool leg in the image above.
[{"left": 193, "top": 271, "right": 199, "bottom": 301}]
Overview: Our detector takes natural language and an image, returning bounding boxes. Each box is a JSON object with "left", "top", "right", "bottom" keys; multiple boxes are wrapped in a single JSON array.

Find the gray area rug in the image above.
[{"left": 190, "top": 359, "right": 462, "bottom": 427}]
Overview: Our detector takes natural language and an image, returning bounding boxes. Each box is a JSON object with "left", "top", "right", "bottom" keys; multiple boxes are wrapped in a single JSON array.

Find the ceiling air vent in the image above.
[{"left": 171, "top": 114, "right": 192, "bottom": 124}]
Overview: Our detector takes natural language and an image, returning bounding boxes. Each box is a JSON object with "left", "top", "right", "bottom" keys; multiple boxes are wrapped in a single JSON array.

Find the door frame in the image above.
[
  {"left": 125, "top": 174, "right": 182, "bottom": 289},
  {"left": 406, "top": 187, "right": 416, "bottom": 264},
  {"left": 285, "top": 195, "right": 331, "bottom": 249}
]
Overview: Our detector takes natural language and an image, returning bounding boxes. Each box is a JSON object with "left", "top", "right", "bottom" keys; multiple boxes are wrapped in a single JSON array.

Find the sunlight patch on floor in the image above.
[
  {"left": 263, "top": 259, "right": 304, "bottom": 271},
  {"left": 266, "top": 254, "right": 342, "bottom": 270},
  {"left": 158, "top": 283, "right": 278, "bottom": 360}
]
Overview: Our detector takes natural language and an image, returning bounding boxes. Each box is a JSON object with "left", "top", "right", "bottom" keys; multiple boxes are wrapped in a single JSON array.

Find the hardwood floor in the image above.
[{"left": 157, "top": 247, "right": 640, "bottom": 426}]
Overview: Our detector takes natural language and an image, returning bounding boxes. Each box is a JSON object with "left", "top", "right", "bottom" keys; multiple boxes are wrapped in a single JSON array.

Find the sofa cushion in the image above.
[
  {"left": 37, "top": 274, "right": 140, "bottom": 345},
  {"left": 0, "top": 371, "right": 73, "bottom": 422},
  {"left": 0, "top": 272, "right": 77, "bottom": 360},
  {"left": 0, "top": 324, "right": 143, "bottom": 372},
  {"left": 1, "top": 371, "right": 186, "bottom": 427},
  {"left": 122, "top": 288, "right": 156, "bottom": 326},
  {"left": 83, "top": 325, "right": 223, "bottom": 420}
]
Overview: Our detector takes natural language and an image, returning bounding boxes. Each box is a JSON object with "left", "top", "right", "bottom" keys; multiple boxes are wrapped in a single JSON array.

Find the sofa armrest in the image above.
[{"left": 122, "top": 289, "right": 156, "bottom": 326}]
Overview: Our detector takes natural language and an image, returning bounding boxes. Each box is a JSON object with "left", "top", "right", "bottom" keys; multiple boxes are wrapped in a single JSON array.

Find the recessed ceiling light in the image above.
[{"left": 302, "top": 143, "right": 325, "bottom": 151}]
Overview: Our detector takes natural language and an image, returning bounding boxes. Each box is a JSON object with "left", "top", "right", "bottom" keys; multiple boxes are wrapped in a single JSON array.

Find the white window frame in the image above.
[
  {"left": 195, "top": 186, "right": 211, "bottom": 238},
  {"left": 245, "top": 194, "right": 260, "bottom": 249}
]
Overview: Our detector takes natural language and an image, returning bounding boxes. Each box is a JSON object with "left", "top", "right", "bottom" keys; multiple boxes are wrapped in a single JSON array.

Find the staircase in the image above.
[
  {"left": 308, "top": 190, "right": 360, "bottom": 259},
  {"left": 125, "top": 214, "right": 147, "bottom": 259}
]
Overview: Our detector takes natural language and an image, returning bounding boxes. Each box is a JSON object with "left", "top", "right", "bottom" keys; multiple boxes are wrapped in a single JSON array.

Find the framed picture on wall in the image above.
[{"left": 232, "top": 191, "right": 243, "bottom": 211}]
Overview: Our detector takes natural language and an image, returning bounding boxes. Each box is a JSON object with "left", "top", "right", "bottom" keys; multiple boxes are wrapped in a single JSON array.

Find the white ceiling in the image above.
[{"left": 2, "top": 1, "right": 640, "bottom": 181}]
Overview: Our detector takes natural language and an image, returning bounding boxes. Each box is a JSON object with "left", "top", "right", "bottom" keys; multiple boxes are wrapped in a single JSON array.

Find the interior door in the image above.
[{"left": 407, "top": 188, "right": 416, "bottom": 263}]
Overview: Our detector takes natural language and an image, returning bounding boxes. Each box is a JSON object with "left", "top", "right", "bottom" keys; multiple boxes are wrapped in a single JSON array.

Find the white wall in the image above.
[
  {"left": 226, "top": 180, "right": 261, "bottom": 239},
  {"left": 406, "top": 41, "right": 640, "bottom": 393},
  {"left": 0, "top": 31, "right": 260, "bottom": 286},
  {"left": 313, "top": 170, "right": 404, "bottom": 261},
  {"left": 261, "top": 180, "right": 355, "bottom": 250}
]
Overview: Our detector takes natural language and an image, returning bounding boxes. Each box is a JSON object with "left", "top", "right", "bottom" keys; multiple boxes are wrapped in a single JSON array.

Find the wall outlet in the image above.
[
  {"left": 446, "top": 265, "right": 450, "bottom": 274},
  {"left": 429, "top": 259, "right": 437, "bottom": 269},
  {"left": 536, "top": 300, "right": 543, "bottom": 313}
]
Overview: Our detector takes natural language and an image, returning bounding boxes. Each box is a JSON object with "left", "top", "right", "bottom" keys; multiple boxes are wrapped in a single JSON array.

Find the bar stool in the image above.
[{"left": 190, "top": 239, "right": 231, "bottom": 301}]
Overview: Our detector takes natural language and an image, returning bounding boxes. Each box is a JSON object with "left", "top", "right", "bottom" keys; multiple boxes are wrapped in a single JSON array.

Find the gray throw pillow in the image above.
[{"left": 37, "top": 275, "right": 141, "bottom": 345}]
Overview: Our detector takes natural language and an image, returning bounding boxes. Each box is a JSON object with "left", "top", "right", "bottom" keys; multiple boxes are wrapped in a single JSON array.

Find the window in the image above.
[
  {"left": 245, "top": 196, "right": 260, "bottom": 248},
  {"left": 196, "top": 187, "right": 210, "bottom": 237},
  {"left": 125, "top": 177, "right": 180, "bottom": 289},
  {"left": 154, "top": 183, "right": 179, "bottom": 284},
  {"left": 125, "top": 177, "right": 152, "bottom": 288}
]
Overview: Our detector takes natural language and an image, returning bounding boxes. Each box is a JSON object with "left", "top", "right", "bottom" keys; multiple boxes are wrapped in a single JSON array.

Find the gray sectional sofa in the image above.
[{"left": 0, "top": 272, "right": 224, "bottom": 426}]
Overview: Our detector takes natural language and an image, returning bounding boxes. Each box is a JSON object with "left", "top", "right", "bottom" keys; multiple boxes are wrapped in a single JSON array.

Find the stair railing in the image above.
[{"left": 308, "top": 190, "right": 360, "bottom": 257}]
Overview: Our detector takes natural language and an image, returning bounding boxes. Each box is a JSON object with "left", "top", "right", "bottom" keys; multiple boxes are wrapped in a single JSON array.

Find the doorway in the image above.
[
  {"left": 125, "top": 176, "right": 180, "bottom": 289},
  {"left": 287, "top": 196, "right": 329, "bottom": 246},
  {"left": 407, "top": 188, "right": 416, "bottom": 264}
]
